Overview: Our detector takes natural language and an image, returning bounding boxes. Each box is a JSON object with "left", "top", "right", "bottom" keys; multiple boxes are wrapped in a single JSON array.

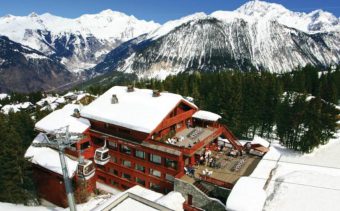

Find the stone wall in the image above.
[{"left": 174, "top": 179, "right": 226, "bottom": 211}]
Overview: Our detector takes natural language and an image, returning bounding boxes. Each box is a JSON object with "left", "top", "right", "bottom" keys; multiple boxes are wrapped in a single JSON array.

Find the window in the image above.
[
  {"left": 118, "top": 128, "right": 131, "bottom": 134},
  {"left": 150, "top": 183, "right": 161, "bottom": 192},
  {"left": 80, "top": 142, "right": 90, "bottom": 150},
  {"left": 122, "top": 185, "right": 130, "bottom": 190},
  {"left": 122, "top": 160, "right": 131, "bottom": 168},
  {"left": 109, "top": 168, "right": 118, "bottom": 176},
  {"left": 165, "top": 158, "right": 178, "bottom": 170},
  {"left": 122, "top": 173, "right": 131, "bottom": 181},
  {"left": 93, "top": 137, "right": 104, "bottom": 146},
  {"left": 150, "top": 169, "right": 161, "bottom": 178},
  {"left": 108, "top": 141, "right": 117, "bottom": 150},
  {"left": 110, "top": 179, "right": 118, "bottom": 186},
  {"left": 98, "top": 175, "right": 106, "bottom": 182},
  {"left": 166, "top": 174, "right": 175, "bottom": 183},
  {"left": 70, "top": 143, "right": 77, "bottom": 151},
  {"left": 110, "top": 156, "right": 117, "bottom": 163},
  {"left": 121, "top": 145, "right": 131, "bottom": 155},
  {"left": 136, "top": 178, "right": 145, "bottom": 186},
  {"left": 97, "top": 165, "right": 105, "bottom": 170},
  {"left": 135, "top": 150, "right": 145, "bottom": 159},
  {"left": 150, "top": 154, "right": 161, "bottom": 164},
  {"left": 135, "top": 164, "right": 145, "bottom": 173}
]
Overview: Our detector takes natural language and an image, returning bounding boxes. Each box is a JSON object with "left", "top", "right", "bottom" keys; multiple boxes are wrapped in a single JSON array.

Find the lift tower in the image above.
[{"left": 32, "top": 126, "right": 78, "bottom": 211}]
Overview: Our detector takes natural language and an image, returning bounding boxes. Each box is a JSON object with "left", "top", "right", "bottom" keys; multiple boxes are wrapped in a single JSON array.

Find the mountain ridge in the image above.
[{"left": 92, "top": 1, "right": 340, "bottom": 79}]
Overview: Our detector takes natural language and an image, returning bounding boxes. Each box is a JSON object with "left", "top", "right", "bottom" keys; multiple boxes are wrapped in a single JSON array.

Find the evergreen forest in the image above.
[{"left": 0, "top": 65, "right": 339, "bottom": 204}]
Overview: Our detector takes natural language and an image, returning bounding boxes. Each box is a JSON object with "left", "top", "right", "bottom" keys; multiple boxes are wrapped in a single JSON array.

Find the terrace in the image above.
[
  {"left": 166, "top": 126, "right": 218, "bottom": 148},
  {"left": 181, "top": 151, "right": 261, "bottom": 186}
]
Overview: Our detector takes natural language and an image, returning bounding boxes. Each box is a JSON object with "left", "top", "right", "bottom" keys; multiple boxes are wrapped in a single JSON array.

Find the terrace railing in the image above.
[{"left": 198, "top": 173, "right": 234, "bottom": 189}]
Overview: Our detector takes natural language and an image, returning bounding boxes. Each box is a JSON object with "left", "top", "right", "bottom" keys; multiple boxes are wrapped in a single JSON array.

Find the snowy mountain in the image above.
[
  {"left": 0, "top": 36, "right": 74, "bottom": 93},
  {"left": 92, "top": 1, "right": 340, "bottom": 79},
  {"left": 0, "top": 10, "right": 160, "bottom": 72}
]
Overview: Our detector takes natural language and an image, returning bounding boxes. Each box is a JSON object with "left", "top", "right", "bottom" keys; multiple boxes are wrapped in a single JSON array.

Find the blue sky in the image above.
[{"left": 0, "top": 0, "right": 339, "bottom": 23}]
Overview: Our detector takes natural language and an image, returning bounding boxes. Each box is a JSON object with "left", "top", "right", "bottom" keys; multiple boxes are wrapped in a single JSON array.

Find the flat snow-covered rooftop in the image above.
[
  {"left": 80, "top": 86, "right": 197, "bottom": 133},
  {"left": 226, "top": 177, "right": 266, "bottom": 211},
  {"left": 35, "top": 104, "right": 90, "bottom": 134},
  {"left": 260, "top": 133, "right": 340, "bottom": 211},
  {"left": 192, "top": 110, "right": 221, "bottom": 122},
  {"left": 25, "top": 133, "right": 78, "bottom": 177},
  {"left": 92, "top": 185, "right": 184, "bottom": 211}
]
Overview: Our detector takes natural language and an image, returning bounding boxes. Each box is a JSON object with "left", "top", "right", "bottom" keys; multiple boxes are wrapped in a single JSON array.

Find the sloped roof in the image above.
[
  {"left": 35, "top": 104, "right": 90, "bottom": 134},
  {"left": 80, "top": 86, "right": 197, "bottom": 133},
  {"left": 193, "top": 110, "right": 221, "bottom": 121},
  {"left": 25, "top": 133, "right": 78, "bottom": 177}
]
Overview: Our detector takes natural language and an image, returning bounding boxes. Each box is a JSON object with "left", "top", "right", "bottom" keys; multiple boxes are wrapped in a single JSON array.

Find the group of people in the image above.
[
  {"left": 166, "top": 136, "right": 185, "bottom": 145},
  {"left": 198, "top": 148, "right": 220, "bottom": 168}
]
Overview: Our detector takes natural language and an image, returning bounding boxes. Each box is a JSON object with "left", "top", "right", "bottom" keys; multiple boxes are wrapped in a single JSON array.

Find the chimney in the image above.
[
  {"left": 73, "top": 108, "right": 80, "bottom": 118},
  {"left": 127, "top": 85, "right": 134, "bottom": 92},
  {"left": 111, "top": 94, "right": 119, "bottom": 104},
  {"left": 152, "top": 90, "right": 161, "bottom": 97}
]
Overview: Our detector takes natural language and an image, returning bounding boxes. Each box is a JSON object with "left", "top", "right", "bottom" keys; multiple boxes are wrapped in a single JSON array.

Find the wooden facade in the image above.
[{"left": 81, "top": 99, "right": 232, "bottom": 194}]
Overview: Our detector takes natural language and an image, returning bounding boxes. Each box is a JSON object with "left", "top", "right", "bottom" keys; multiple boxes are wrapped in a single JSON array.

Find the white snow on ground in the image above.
[
  {"left": 35, "top": 104, "right": 90, "bottom": 134},
  {"left": 230, "top": 130, "right": 340, "bottom": 211},
  {"left": 25, "top": 133, "right": 78, "bottom": 177},
  {"left": 80, "top": 86, "right": 197, "bottom": 133},
  {"left": 192, "top": 110, "right": 222, "bottom": 122}
]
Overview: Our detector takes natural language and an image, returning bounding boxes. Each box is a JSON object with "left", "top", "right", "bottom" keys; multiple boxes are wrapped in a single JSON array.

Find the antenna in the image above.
[{"left": 32, "top": 126, "right": 78, "bottom": 211}]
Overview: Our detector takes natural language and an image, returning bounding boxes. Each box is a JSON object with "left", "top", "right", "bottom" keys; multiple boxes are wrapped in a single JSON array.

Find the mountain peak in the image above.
[
  {"left": 98, "top": 9, "right": 127, "bottom": 17},
  {"left": 29, "top": 12, "right": 39, "bottom": 18},
  {"left": 236, "top": 0, "right": 289, "bottom": 17}
]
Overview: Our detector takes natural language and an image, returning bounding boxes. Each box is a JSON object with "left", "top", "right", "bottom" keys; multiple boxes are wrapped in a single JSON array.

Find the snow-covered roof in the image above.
[
  {"left": 1, "top": 102, "right": 34, "bottom": 114},
  {"left": 192, "top": 110, "right": 221, "bottom": 121},
  {"left": 249, "top": 132, "right": 340, "bottom": 211},
  {"left": 36, "top": 96, "right": 58, "bottom": 107},
  {"left": 80, "top": 86, "right": 197, "bottom": 133},
  {"left": 35, "top": 104, "right": 90, "bottom": 134},
  {"left": 252, "top": 135, "right": 270, "bottom": 148},
  {"left": 25, "top": 133, "right": 78, "bottom": 177},
  {"left": 226, "top": 177, "right": 266, "bottom": 211},
  {"left": 0, "top": 93, "right": 8, "bottom": 100},
  {"left": 156, "top": 191, "right": 185, "bottom": 211},
  {"left": 93, "top": 185, "right": 184, "bottom": 211}
]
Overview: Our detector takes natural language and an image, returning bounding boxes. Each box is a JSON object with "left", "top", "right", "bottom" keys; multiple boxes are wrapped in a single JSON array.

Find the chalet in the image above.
[
  {"left": 25, "top": 86, "right": 269, "bottom": 210},
  {"left": 25, "top": 104, "right": 96, "bottom": 207}
]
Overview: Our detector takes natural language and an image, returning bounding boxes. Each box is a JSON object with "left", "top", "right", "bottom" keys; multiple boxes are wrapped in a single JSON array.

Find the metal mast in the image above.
[{"left": 32, "top": 126, "right": 78, "bottom": 211}]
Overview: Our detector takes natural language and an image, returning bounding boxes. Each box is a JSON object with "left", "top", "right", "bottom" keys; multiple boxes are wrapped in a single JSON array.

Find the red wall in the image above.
[{"left": 33, "top": 165, "right": 68, "bottom": 207}]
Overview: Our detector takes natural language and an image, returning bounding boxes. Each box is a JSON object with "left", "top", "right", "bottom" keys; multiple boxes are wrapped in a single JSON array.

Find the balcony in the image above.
[{"left": 154, "top": 126, "right": 222, "bottom": 156}]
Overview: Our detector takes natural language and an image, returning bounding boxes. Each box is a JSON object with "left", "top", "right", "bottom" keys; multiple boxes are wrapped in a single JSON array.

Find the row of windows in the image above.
[
  {"left": 110, "top": 177, "right": 160, "bottom": 192},
  {"left": 108, "top": 143, "right": 178, "bottom": 170},
  {"left": 109, "top": 167, "right": 174, "bottom": 183},
  {"left": 110, "top": 156, "right": 177, "bottom": 179}
]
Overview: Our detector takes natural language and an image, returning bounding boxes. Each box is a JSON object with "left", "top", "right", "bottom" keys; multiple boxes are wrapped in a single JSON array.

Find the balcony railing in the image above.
[{"left": 198, "top": 174, "right": 234, "bottom": 189}]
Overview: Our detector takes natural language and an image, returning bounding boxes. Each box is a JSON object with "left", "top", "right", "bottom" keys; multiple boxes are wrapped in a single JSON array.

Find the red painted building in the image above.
[
  {"left": 26, "top": 86, "right": 242, "bottom": 207},
  {"left": 80, "top": 86, "right": 242, "bottom": 194}
]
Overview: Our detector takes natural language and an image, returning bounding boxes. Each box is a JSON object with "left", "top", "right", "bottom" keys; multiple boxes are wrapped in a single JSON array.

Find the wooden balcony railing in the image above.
[
  {"left": 158, "top": 110, "right": 196, "bottom": 131},
  {"left": 199, "top": 174, "right": 234, "bottom": 189}
]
